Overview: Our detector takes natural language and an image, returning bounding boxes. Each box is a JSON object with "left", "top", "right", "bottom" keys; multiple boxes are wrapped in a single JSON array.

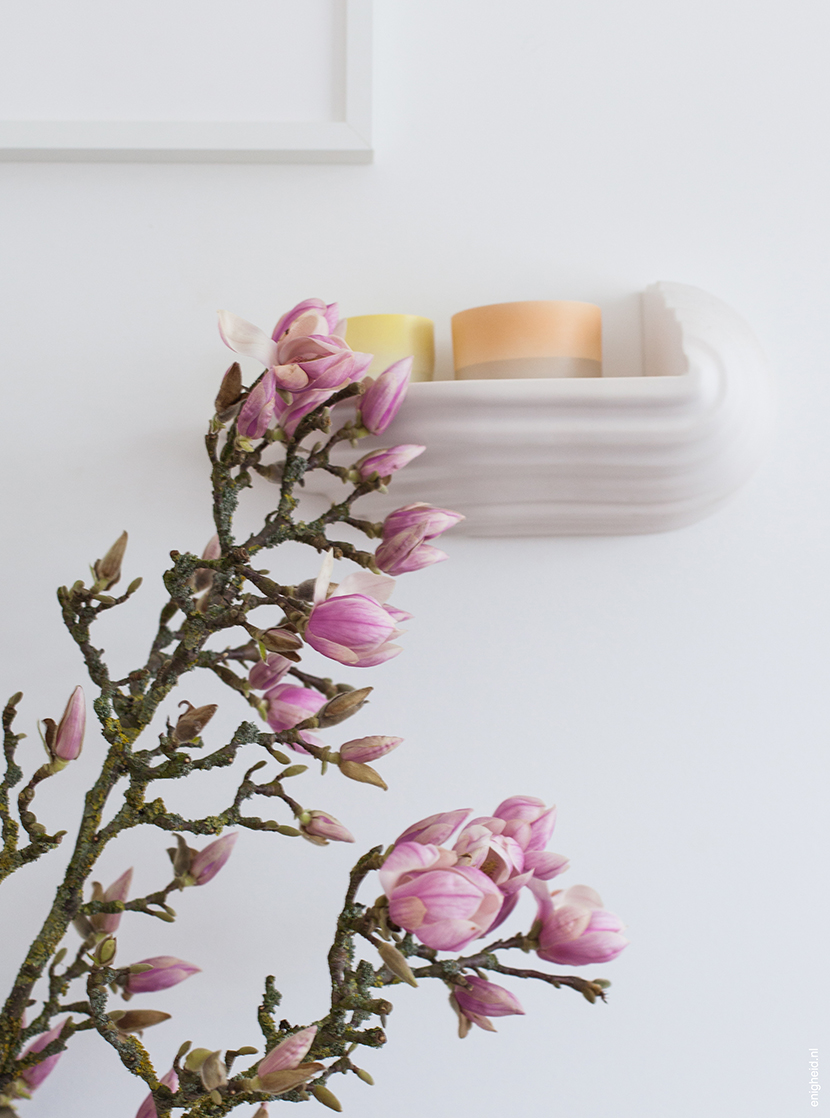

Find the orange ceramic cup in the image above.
[{"left": 451, "top": 300, "right": 602, "bottom": 379}]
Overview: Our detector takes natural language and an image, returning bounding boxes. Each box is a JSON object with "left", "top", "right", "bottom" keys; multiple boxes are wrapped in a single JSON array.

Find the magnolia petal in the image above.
[
  {"left": 333, "top": 569, "right": 396, "bottom": 604},
  {"left": 217, "top": 310, "right": 279, "bottom": 367},
  {"left": 258, "top": 1026, "right": 317, "bottom": 1075}
]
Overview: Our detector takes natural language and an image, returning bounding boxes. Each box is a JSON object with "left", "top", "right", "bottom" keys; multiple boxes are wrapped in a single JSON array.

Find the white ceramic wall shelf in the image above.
[{"left": 349, "top": 283, "right": 773, "bottom": 537}]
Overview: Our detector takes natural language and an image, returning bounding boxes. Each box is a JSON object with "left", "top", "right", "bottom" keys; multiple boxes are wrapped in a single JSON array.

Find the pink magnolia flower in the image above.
[
  {"left": 217, "top": 311, "right": 307, "bottom": 391},
  {"left": 273, "top": 298, "right": 339, "bottom": 340},
  {"left": 276, "top": 333, "right": 372, "bottom": 392},
  {"left": 53, "top": 686, "right": 85, "bottom": 761},
  {"left": 304, "top": 553, "right": 404, "bottom": 667},
  {"left": 265, "top": 684, "right": 327, "bottom": 732},
  {"left": 237, "top": 369, "right": 278, "bottom": 439},
  {"left": 359, "top": 357, "right": 412, "bottom": 434},
  {"left": 257, "top": 1026, "right": 317, "bottom": 1076},
  {"left": 300, "top": 810, "right": 355, "bottom": 846},
  {"left": 379, "top": 841, "right": 503, "bottom": 952},
  {"left": 249, "top": 653, "right": 292, "bottom": 692},
  {"left": 493, "top": 795, "right": 558, "bottom": 852},
  {"left": 452, "top": 976, "right": 524, "bottom": 1031},
  {"left": 375, "top": 502, "right": 465, "bottom": 576},
  {"left": 126, "top": 957, "right": 201, "bottom": 994},
  {"left": 453, "top": 821, "right": 527, "bottom": 888},
  {"left": 18, "top": 1020, "right": 68, "bottom": 1091},
  {"left": 356, "top": 444, "right": 425, "bottom": 481},
  {"left": 189, "top": 832, "right": 238, "bottom": 885},
  {"left": 339, "top": 735, "right": 402, "bottom": 763},
  {"left": 395, "top": 808, "right": 471, "bottom": 847},
  {"left": 136, "top": 1068, "right": 179, "bottom": 1118},
  {"left": 91, "top": 867, "right": 134, "bottom": 934},
  {"left": 533, "top": 883, "right": 629, "bottom": 966}
]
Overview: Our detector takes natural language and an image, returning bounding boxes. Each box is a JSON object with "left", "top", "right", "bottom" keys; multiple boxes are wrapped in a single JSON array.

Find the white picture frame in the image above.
[{"left": 0, "top": 0, "right": 372, "bottom": 163}]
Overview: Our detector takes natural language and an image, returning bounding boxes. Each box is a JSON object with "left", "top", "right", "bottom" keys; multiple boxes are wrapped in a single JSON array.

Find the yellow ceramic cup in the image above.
[
  {"left": 451, "top": 300, "right": 602, "bottom": 379},
  {"left": 344, "top": 314, "right": 435, "bottom": 383}
]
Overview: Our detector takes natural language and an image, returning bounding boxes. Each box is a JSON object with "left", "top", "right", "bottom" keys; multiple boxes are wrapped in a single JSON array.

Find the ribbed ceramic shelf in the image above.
[{"left": 317, "top": 282, "right": 774, "bottom": 537}]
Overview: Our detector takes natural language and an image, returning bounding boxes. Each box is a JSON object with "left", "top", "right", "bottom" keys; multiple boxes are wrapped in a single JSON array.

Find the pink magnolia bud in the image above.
[
  {"left": 395, "top": 809, "right": 471, "bottom": 847},
  {"left": 359, "top": 357, "right": 412, "bottom": 434},
  {"left": 339, "top": 736, "right": 402, "bottom": 763},
  {"left": 237, "top": 369, "right": 278, "bottom": 439},
  {"left": 265, "top": 684, "right": 327, "bottom": 732},
  {"left": 379, "top": 841, "right": 503, "bottom": 952},
  {"left": 356, "top": 444, "right": 425, "bottom": 481},
  {"left": 300, "top": 810, "right": 355, "bottom": 846},
  {"left": 453, "top": 975, "right": 525, "bottom": 1025},
  {"left": 189, "top": 832, "right": 238, "bottom": 885},
  {"left": 375, "top": 532, "right": 448, "bottom": 576},
  {"left": 249, "top": 654, "right": 292, "bottom": 692},
  {"left": 257, "top": 1026, "right": 317, "bottom": 1076},
  {"left": 305, "top": 594, "right": 397, "bottom": 667},
  {"left": 53, "top": 686, "right": 86, "bottom": 761},
  {"left": 18, "top": 1019, "right": 68, "bottom": 1091},
  {"left": 126, "top": 956, "right": 201, "bottom": 995},
  {"left": 382, "top": 503, "right": 465, "bottom": 540},
  {"left": 90, "top": 867, "right": 134, "bottom": 934},
  {"left": 135, "top": 1067, "right": 178, "bottom": 1118},
  {"left": 534, "top": 883, "right": 629, "bottom": 966}
]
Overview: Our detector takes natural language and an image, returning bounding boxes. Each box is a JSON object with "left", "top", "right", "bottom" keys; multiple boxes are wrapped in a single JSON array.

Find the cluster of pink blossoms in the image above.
[
  {"left": 219, "top": 297, "right": 417, "bottom": 452},
  {"left": 380, "top": 797, "right": 629, "bottom": 962}
]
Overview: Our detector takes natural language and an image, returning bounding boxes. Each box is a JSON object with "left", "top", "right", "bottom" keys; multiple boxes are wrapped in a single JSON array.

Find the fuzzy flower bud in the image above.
[
  {"left": 299, "top": 810, "right": 355, "bottom": 846},
  {"left": 356, "top": 444, "right": 425, "bottom": 481},
  {"left": 51, "top": 685, "right": 86, "bottom": 762},
  {"left": 254, "top": 627, "right": 304, "bottom": 655},
  {"left": 109, "top": 1009, "right": 171, "bottom": 1035},
  {"left": 339, "top": 735, "right": 402, "bottom": 763},
  {"left": 338, "top": 760, "right": 388, "bottom": 789},
  {"left": 94, "top": 531, "right": 128, "bottom": 589},
  {"left": 359, "top": 357, "right": 412, "bottom": 434},
  {"left": 173, "top": 702, "right": 217, "bottom": 743},
  {"left": 215, "top": 362, "right": 243, "bottom": 416},
  {"left": 316, "top": 686, "right": 373, "bottom": 727},
  {"left": 135, "top": 1067, "right": 178, "bottom": 1118},
  {"left": 125, "top": 956, "right": 201, "bottom": 995}
]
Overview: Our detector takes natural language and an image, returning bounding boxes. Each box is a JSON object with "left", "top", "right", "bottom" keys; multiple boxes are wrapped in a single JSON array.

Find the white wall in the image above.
[{"left": 1, "top": 2, "right": 828, "bottom": 1116}]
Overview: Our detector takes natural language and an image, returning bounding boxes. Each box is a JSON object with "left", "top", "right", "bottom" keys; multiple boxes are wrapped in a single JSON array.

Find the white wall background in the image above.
[{"left": 1, "top": 1, "right": 828, "bottom": 1116}]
